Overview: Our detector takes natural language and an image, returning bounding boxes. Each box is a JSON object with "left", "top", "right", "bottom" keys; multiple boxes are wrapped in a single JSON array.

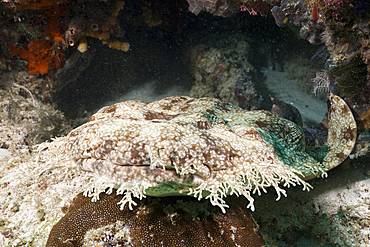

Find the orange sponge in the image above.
[{"left": 9, "top": 40, "right": 63, "bottom": 75}]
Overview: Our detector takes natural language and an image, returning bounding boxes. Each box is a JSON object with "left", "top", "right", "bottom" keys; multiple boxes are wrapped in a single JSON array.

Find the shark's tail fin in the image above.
[{"left": 322, "top": 93, "right": 357, "bottom": 170}]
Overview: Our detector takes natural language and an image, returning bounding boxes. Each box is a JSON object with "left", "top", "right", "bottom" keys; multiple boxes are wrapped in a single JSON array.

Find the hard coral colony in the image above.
[
  {"left": 46, "top": 191, "right": 265, "bottom": 246},
  {"left": 38, "top": 95, "right": 356, "bottom": 215}
]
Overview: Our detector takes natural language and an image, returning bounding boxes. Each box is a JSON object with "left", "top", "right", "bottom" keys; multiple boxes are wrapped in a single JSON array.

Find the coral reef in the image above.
[
  {"left": 271, "top": 0, "right": 308, "bottom": 28},
  {"left": 1, "top": 0, "right": 370, "bottom": 246},
  {"left": 271, "top": 0, "right": 370, "bottom": 136},
  {"left": 236, "top": 0, "right": 273, "bottom": 15},
  {"left": 62, "top": 0, "right": 130, "bottom": 54},
  {"left": 0, "top": 83, "right": 70, "bottom": 154},
  {"left": 186, "top": 0, "right": 275, "bottom": 16},
  {"left": 46, "top": 191, "right": 265, "bottom": 246},
  {"left": 272, "top": 0, "right": 325, "bottom": 44},
  {"left": 312, "top": 61, "right": 370, "bottom": 133},
  {"left": 186, "top": 33, "right": 261, "bottom": 110},
  {"left": 83, "top": 0, "right": 130, "bottom": 52},
  {"left": 327, "top": 55, "right": 370, "bottom": 134},
  {"left": 329, "top": 54, "right": 368, "bottom": 96},
  {"left": 186, "top": 0, "right": 238, "bottom": 16},
  {"left": 312, "top": 0, "right": 370, "bottom": 92}
]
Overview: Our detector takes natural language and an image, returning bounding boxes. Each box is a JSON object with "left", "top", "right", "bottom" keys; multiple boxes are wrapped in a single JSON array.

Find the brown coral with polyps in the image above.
[{"left": 46, "top": 191, "right": 265, "bottom": 246}]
